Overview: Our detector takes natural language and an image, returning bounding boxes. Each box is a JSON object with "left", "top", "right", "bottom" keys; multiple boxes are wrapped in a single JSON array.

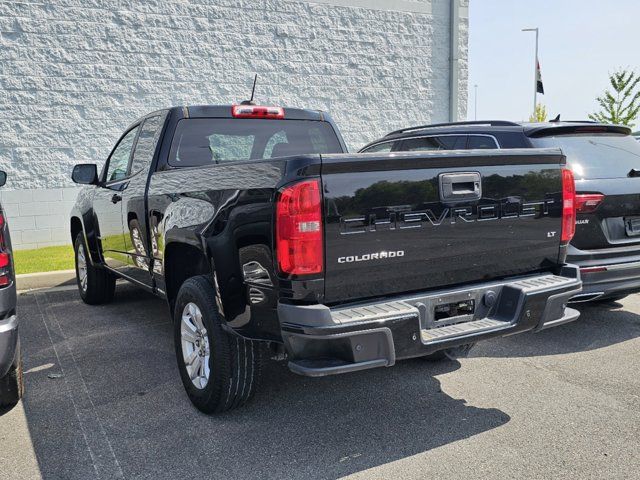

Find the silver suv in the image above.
[{"left": 0, "top": 171, "right": 22, "bottom": 409}]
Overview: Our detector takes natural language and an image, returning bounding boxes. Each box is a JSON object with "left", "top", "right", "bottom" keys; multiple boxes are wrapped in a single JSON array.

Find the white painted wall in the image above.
[{"left": 0, "top": 0, "right": 468, "bottom": 249}]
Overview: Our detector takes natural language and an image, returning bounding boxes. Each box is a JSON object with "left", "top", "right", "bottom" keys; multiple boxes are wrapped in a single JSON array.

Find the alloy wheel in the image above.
[
  {"left": 77, "top": 243, "right": 88, "bottom": 292},
  {"left": 181, "top": 302, "right": 211, "bottom": 389}
]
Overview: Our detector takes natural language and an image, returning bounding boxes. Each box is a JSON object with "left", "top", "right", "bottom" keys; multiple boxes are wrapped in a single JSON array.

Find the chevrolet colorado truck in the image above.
[{"left": 70, "top": 105, "right": 582, "bottom": 413}]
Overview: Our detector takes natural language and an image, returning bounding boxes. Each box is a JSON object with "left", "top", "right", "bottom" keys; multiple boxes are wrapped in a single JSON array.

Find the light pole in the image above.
[
  {"left": 522, "top": 27, "right": 539, "bottom": 118},
  {"left": 474, "top": 84, "right": 478, "bottom": 120}
]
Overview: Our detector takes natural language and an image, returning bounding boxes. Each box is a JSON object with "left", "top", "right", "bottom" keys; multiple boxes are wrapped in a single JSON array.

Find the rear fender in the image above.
[{"left": 70, "top": 196, "right": 101, "bottom": 266}]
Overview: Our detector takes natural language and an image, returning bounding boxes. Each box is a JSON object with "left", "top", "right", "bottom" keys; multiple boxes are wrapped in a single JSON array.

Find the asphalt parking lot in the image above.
[{"left": 0, "top": 284, "right": 639, "bottom": 480}]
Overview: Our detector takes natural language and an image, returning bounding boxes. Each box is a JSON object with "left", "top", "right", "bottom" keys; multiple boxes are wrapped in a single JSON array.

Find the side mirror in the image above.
[
  {"left": 0, "top": 171, "right": 6, "bottom": 188},
  {"left": 72, "top": 164, "right": 98, "bottom": 185}
]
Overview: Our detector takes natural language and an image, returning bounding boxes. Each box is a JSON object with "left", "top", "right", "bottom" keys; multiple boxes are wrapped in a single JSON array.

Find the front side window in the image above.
[
  {"left": 168, "top": 119, "right": 342, "bottom": 167},
  {"left": 130, "top": 113, "right": 167, "bottom": 175},
  {"left": 362, "top": 142, "right": 393, "bottom": 153},
  {"left": 401, "top": 137, "right": 440, "bottom": 151},
  {"left": 105, "top": 126, "right": 139, "bottom": 182}
]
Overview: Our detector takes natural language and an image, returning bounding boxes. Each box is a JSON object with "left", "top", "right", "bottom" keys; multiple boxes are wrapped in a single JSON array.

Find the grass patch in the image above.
[{"left": 13, "top": 245, "right": 75, "bottom": 275}]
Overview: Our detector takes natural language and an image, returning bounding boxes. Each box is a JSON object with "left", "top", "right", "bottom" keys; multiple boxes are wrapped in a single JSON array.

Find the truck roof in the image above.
[{"left": 174, "top": 105, "right": 327, "bottom": 122}]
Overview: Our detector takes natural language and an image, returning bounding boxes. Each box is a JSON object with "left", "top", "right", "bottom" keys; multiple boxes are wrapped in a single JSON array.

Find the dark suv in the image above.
[{"left": 360, "top": 120, "right": 640, "bottom": 303}]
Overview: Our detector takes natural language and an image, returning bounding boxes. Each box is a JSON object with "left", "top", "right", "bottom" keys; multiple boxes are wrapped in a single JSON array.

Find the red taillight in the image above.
[
  {"left": 580, "top": 266, "right": 607, "bottom": 274},
  {"left": 575, "top": 193, "right": 604, "bottom": 213},
  {"left": 231, "top": 105, "right": 285, "bottom": 119},
  {"left": 0, "top": 214, "right": 9, "bottom": 287},
  {"left": 276, "top": 179, "right": 323, "bottom": 276},
  {"left": 0, "top": 253, "right": 9, "bottom": 268},
  {"left": 561, "top": 168, "right": 576, "bottom": 243}
]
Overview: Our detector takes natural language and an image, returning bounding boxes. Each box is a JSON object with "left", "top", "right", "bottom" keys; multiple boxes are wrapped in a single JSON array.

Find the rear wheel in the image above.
[
  {"left": 74, "top": 232, "right": 116, "bottom": 305},
  {"left": 174, "top": 275, "right": 262, "bottom": 413},
  {"left": 0, "top": 355, "right": 24, "bottom": 408}
]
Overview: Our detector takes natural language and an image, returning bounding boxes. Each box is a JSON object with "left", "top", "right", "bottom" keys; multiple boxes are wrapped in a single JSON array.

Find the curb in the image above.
[{"left": 16, "top": 269, "right": 76, "bottom": 291}]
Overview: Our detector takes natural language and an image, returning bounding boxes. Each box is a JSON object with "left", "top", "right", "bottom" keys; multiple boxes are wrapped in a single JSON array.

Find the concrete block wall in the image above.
[
  {"left": 0, "top": 0, "right": 468, "bottom": 250},
  {"left": 0, "top": 187, "right": 78, "bottom": 249}
]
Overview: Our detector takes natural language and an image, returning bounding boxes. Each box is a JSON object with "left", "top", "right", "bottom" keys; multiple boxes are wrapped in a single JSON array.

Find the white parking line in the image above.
[{"left": 33, "top": 292, "right": 124, "bottom": 480}]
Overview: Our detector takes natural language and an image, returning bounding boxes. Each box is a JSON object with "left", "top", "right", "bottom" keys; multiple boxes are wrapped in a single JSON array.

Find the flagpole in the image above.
[
  {"left": 522, "top": 27, "right": 539, "bottom": 118},
  {"left": 534, "top": 28, "right": 539, "bottom": 115}
]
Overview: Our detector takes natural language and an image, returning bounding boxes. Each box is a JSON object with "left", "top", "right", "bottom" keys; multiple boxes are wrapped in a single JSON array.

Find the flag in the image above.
[{"left": 536, "top": 58, "right": 544, "bottom": 94}]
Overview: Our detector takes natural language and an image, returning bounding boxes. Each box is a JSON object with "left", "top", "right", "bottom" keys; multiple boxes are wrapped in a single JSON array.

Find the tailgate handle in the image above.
[{"left": 439, "top": 172, "right": 482, "bottom": 203}]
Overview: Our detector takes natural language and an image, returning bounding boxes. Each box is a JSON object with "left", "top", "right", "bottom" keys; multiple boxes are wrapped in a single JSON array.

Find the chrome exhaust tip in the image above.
[{"left": 569, "top": 292, "right": 605, "bottom": 303}]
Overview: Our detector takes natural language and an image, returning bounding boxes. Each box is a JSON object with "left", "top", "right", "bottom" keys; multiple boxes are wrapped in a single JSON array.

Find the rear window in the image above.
[
  {"left": 168, "top": 118, "right": 342, "bottom": 167},
  {"left": 530, "top": 134, "right": 640, "bottom": 179}
]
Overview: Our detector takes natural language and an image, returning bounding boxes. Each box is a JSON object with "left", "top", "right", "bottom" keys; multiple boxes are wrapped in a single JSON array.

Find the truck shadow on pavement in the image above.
[
  {"left": 474, "top": 301, "right": 640, "bottom": 359},
  {"left": 16, "top": 285, "right": 511, "bottom": 480}
]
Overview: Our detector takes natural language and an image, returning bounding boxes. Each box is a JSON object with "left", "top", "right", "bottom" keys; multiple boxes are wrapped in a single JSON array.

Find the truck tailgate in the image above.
[{"left": 321, "top": 149, "right": 566, "bottom": 303}]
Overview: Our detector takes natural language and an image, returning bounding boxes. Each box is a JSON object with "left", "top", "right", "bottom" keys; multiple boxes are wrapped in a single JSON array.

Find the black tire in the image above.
[
  {"left": 174, "top": 275, "right": 262, "bottom": 414},
  {"left": 74, "top": 232, "right": 116, "bottom": 305},
  {"left": 0, "top": 355, "right": 24, "bottom": 408}
]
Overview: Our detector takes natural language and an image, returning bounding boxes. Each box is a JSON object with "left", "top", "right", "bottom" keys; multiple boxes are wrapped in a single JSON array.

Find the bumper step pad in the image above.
[{"left": 420, "top": 318, "right": 509, "bottom": 342}]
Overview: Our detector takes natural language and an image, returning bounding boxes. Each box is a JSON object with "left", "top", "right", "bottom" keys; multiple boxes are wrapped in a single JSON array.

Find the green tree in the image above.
[
  {"left": 589, "top": 69, "right": 640, "bottom": 127},
  {"left": 529, "top": 103, "right": 547, "bottom": 122}
]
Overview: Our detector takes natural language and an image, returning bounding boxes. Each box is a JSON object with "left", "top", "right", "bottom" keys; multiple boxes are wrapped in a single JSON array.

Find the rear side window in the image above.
[
  {"left": 467, "top": 135, "right": 498, "bottom": 149},
  {"left": 438, "top": 136, "right": 467, "bottom": 149},
  {"left": 130, "top": 113, "right": 167, "bottom": 175},
  {"left": 168, "top": 119, "right": 342, "bottom": 167},
  {"left": 530, "top": 134, "right": 640, "bottom": 179},
  {"left": 400, "top": 135, "right": 466, "bottom": 151}
]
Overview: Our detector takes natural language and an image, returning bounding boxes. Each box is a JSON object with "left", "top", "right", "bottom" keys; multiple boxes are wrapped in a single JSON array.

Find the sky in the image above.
[{"left": 466, "top": 0, "right": 640, "bottom": 126}]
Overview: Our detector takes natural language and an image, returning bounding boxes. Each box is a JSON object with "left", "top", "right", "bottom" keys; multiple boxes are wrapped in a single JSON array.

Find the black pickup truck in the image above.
[{"left": 70, "top": 104, "right": 582, "bottom": 413}]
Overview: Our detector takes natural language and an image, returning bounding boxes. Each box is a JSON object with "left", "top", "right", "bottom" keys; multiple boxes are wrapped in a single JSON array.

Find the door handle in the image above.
[
  {"left": 111, "top": 194, "right": 122, "bottom": 204},
  {"left": 439, "top": 172, "right": 482, "bottom": 203}
]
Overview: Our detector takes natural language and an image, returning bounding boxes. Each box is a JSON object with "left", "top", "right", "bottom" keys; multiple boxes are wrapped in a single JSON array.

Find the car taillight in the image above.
[
  {"left": 561, "top": 168, "right": 576, "bottom": 243},
  {"left": 276, "top": 179, "right": 323, "bottom": 276},
  {"left": 575, "top": 193, "right": 604, "bottom": 213},
  {"left": 0, "top": 214, "right": 10, "bottom": 287},
  {"left": 231, "top": 105, "right": 285, "bottom": 119},
  {"left": 580, "top": 266, "right": 607, "bottom": 274}
]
